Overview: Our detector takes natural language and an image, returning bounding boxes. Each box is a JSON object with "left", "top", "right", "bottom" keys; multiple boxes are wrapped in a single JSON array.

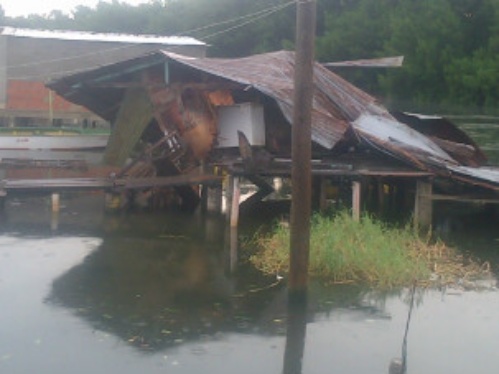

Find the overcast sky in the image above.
[{"left": 1, "top": 0, "right": 151, "bottom": 17}]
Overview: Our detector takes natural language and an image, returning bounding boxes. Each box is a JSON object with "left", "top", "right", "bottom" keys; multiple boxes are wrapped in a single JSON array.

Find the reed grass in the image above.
[{"left": 249, "top": 211, "right": 488, "bottom": 289}]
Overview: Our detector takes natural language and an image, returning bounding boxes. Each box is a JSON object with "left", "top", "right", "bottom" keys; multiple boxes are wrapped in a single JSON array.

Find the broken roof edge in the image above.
[
  {"left": 0, "top": 26, "right": 206, "bottom": 46},
  {"left": 324, "top": 56, "right": 404, "bottom": 68},
  {"left": 353, "top": 114, "right": 457, "bottom": 165},
  {"left": 47, "top": 50, "right": 167, "bottom": 89}
]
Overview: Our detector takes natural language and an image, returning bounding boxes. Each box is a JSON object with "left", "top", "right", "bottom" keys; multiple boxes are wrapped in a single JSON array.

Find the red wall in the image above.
[{"left": 7, "top": 80, "right": 87, "bottom": 113}]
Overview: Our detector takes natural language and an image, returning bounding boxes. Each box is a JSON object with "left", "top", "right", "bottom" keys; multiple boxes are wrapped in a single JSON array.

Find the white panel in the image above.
[{"left": 216, "top": 103, "right": 265, "bottom": 148}]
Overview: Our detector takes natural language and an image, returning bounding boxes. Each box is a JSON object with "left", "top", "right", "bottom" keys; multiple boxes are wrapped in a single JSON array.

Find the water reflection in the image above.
[
  {"left": 1, "top": 194, "right": 499, "bottom": 374},
  {"left": 455, "top": 118, "right": 499, "bottom": 165},
  {"left": 47, "top": 235, "right": 237, "bottom": 350},
  {"left": 283, "top": 300, "right": 308, "bottom": 374}
]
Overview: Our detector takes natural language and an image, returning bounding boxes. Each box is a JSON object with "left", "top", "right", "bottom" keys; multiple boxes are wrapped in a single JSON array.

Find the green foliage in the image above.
[
  {"left": 250, "top": 212, "right": 431, "bottom": 289},
  {"left": 3, "top": 0, "right": 498, "bottom": 111},
  {"left": 445, "top": 49, "right": 499, "bottom": 108}
]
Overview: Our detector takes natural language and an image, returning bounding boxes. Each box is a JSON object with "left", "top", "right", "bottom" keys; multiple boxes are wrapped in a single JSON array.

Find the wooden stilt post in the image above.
[
  {"left": 352, "top": 181, "right": 362, "bottom": 221},
  {"left": 414, "top": 180, "right": 433, "bottom": 230},
  {"left": 51, "top": 212, "right": 59, "bottom": 231},
  {"left": 206, "top": 185, "right": 223, "bottom": 214},
  {"left": 0, "top": 190, "right": 6, "bottom": 212},
  {"left": 225, "top": 175, "right": 234, "bottom": 222},
  {"left": 104, "top": 192, "right": 121, "bottom": 212},
  {"left": 51, "top": 193, "right": 60, "bottom": 213},
  {"left": 223, "top": 224, "right": 239, "bottom": 274},
  {"left": 319, "top": 177, "right": 328, "bottom": 212},
  {"left": 230, "top": 176, "right": 240, "bottom": 228},
  {"left": 377, "top": 178, "right": 385, "bottom": 214},
  {"left": 229, "top": 226, "right": 238, "bottom": 273}
]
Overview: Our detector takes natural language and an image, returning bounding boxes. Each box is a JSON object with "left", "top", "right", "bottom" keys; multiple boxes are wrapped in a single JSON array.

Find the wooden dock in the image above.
[{"left": 0, "top": 173, "right": 223, "bottom": 194}]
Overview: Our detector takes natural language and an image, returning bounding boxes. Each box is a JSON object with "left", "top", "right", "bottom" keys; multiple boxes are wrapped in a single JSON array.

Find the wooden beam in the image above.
[
  {"left": 103, "top": 87, "right": 153, "bottom": 166},
  {"left": 431, "top": 194, "right": 499, "bottom": 204}
]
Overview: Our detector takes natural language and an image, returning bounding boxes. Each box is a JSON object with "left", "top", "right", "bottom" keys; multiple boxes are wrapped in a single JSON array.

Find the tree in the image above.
[{"left": 379, "top": 0, "right": 463, "bottom": 108}]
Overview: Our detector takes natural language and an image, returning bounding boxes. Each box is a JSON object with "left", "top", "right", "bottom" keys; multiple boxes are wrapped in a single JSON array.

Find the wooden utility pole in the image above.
[{"left": 289, "top": 0, "right": 317, "bottom": 300}]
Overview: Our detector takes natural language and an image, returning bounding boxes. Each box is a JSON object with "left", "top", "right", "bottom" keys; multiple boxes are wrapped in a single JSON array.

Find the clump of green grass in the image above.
[{"left": 249, "top": 211, "right": 487, "bottom": 289}]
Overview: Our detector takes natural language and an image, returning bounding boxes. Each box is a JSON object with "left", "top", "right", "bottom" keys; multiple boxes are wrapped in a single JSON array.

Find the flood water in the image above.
[
  {"left": 1, "top": 118, "right": 499, "bottom": 374},
  {"left": 453, "top": 116, "right": 499, "bottom": 165},
  {"left": 0, "top": 191, "right": 498, "bottom": 374}
]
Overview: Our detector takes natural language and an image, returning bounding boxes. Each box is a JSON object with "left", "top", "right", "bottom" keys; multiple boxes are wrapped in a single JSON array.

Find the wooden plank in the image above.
[
  {"left": 119, "top": 174, "right": 222, "bottom": 189},
  {"left": 103, "top": 87, "right": 153, "bottom": 166},
  {"left": 1, "top": 174, "right": 222, "bottom": 192},
  {"left": 431, "top": 194, "right": 499, "bottom": 204}
]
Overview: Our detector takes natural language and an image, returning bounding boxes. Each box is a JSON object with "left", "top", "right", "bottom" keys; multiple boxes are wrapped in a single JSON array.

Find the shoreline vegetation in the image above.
[{"left": 249, "top": 212, "right": 491, "bottom": 290}]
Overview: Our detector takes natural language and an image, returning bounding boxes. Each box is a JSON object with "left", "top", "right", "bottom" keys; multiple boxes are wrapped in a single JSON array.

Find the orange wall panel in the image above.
[{"left": 6, "top": 80, "right": 88, "bottom": 113}]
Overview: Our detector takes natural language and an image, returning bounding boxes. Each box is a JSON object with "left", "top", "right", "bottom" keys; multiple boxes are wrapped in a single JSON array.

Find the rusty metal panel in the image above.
[
  {"left": 47, "top": 49, "right": 499, "bottom": 192},
  {"left": 160, "top": 51, "right": 369, "bottom": 149},
  {"left": 48, "top": 50, "right": 391, "bottom": 150}
]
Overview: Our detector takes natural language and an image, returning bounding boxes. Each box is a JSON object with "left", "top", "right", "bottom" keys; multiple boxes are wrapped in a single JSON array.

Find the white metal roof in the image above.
[{"left": 0, "top": 26, "right": 206, "bottom": 46}]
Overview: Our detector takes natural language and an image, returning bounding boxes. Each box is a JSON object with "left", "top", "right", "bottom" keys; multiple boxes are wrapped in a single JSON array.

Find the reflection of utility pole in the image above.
[
  {"left": 289, "top": 0, "right": 316, "bottom": 299},
  {"left": 282, "top": 301, "right": 308, "bottom": 374}
]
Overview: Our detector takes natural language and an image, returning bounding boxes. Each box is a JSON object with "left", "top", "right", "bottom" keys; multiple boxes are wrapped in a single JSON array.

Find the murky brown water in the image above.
[{"left": 0, "top": 191, "right": 498, "bottom": 374}]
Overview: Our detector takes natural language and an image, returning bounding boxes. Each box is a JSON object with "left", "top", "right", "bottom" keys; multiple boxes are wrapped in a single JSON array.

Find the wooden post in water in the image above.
[
  {"left": 51, "top": 193, "right": 60, "bottom": 213},
  {"left": 224, "top": 175, "right": 240, "bottom": 273},
  {"left": 377, "top": 178, "right": 385, "bottom": 214},
  {"left": 319, "top": 177, "right": 328, "bottom": 212},
  {"left": 352, "top": 181, "right": 362, "bottom": 221},
  {"left": 289, "top": 0, "right": 316, "bottom": 300},
  {"left": 230, "top": 176, "right": 240, "bottom": 228},
  {"left": 414, "top": 179, "right": 433, "bottom": 230}
]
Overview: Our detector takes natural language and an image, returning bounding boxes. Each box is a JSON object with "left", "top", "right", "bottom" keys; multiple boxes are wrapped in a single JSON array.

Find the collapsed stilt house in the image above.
[{"left": 47, "top": 50, "right": 499, "bottom": 216}]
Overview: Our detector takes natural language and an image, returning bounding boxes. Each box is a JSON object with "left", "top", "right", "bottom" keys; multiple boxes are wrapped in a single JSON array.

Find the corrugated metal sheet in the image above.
[
  {"left": 0, "top": 27, "right": 206, "bottom": 46},
  {"left": 48, "top": 50, "right": 499, "bottom": 191},
  {"left": 446, "top": 165, "right": 499, "bottom": 189},
  {"left": 353, "top": 113, "right": 457, "bottom": 166},
  {"left": 161, "top": 50, "right": 357, "bottom": 149},
  {"left": 50, "top": 50, "right": 393, "bottom": 150},
  {"left": 391, "top": 111, "right": 487, "bottom": 166}
]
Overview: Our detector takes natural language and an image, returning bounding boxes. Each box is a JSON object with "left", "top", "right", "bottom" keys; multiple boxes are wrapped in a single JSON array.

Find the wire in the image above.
[
  {"left": 200, "top": 1, "right": 295, "bottom": 41},
  {"left": 1, "top": 0, "right": 295, "bottom": 80},
  {"left": 180, "top": 0, "right": 295, "bottom": 37}
]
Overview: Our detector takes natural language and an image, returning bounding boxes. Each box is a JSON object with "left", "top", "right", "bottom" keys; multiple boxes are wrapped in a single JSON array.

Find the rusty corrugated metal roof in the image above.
[
  {"left": 49, "top": 50, "right": 394, "bottom": 150},
  {"left": 160, "top": 50, "right": 394, "bottom": 150},
  {"left": 48, "top": 50, "right": 499, "bottom": 190}
]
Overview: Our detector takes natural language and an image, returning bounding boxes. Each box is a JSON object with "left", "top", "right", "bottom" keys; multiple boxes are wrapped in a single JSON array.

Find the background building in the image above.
[{"left": 0, "top": 27, "right": 207, "bottom": 128}]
